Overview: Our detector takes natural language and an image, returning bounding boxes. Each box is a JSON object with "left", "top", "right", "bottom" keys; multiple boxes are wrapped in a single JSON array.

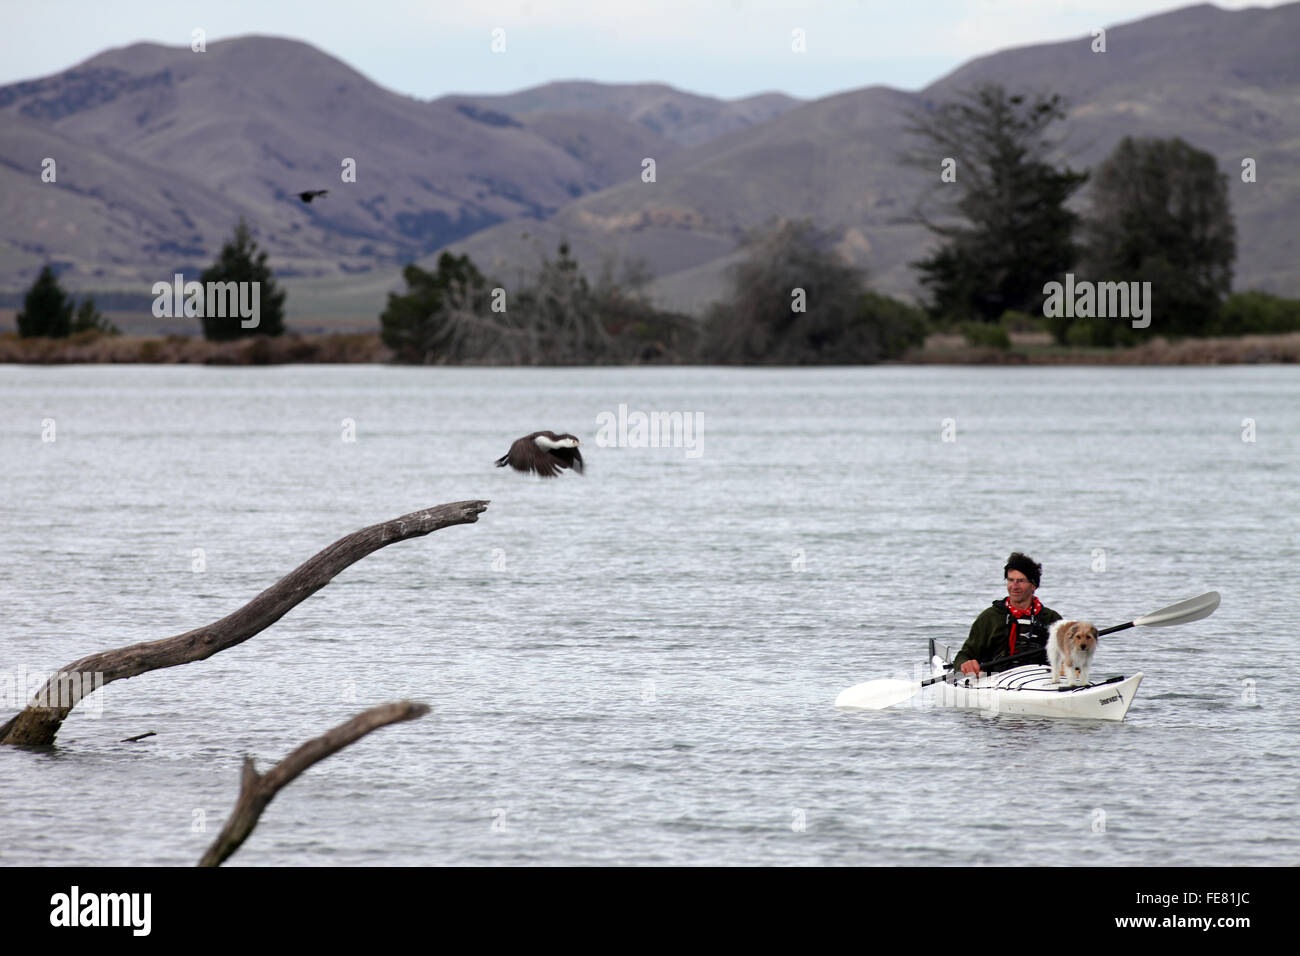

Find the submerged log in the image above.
[
  {"left": 1, "top": 500, "right": 489, "bottom": 747},
  {"left": 198, "top": 700, "right": 429, "bottom": 867}
]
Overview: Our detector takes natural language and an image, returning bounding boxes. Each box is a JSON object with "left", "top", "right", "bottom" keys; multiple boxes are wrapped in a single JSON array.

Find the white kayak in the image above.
[
  {"left": 925, "top": 662, "right": 1143, "bottom": 721},
  {"left": 921, "top": 639, "right": 1143, "bottom": 720},
  {"left": 836, "top": 593, "right": 1221, "bottom": 721},
  {"left": 834, "top": 638, "right": 1144, "bottom": 721}
]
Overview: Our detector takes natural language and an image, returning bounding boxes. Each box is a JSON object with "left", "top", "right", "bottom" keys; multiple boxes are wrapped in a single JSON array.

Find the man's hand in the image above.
[{"left": 960, "top": 660, "right": 983, "bottom": 676}]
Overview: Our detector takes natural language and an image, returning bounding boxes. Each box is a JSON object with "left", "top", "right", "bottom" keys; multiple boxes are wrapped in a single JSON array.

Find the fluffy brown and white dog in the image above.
[{"left": 1047, "top": 620, "right": 1099, "bottom": 686}]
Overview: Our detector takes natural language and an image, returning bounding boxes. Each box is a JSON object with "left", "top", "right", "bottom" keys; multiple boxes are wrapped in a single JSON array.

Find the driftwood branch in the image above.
[
  {"left": 1, "top": 500, "right": 489, "bottom": 746},
  {"left": 198, "top": 700, "right": 429, "bottom": 867}
]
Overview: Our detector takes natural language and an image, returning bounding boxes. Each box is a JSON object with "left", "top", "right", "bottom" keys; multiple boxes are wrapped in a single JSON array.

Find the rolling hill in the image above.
[
  {"left": 431, "top": 2, "right": 1300, "bottom": 315},
  {"left": 1, "top": 2, "right": 1296, "bottom": 329}
]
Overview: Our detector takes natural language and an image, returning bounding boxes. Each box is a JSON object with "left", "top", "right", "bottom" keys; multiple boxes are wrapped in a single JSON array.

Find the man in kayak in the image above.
[{"left": 952, "top": 552, "right": 1062, "bottom": 676}]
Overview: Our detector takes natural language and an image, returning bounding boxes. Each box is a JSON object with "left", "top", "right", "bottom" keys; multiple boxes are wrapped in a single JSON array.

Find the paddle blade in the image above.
[
  {"left": 1133, "top": 591, "right": 1220, "bottom": 628},
  {"left": 835, "top": 679, "right": 921, "bottom": 711}
]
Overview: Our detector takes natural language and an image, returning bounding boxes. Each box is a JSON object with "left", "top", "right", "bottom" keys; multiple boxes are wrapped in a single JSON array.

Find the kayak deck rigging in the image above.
[{"left": 926, "top": 639, "right": 1143, "bottom": 721}]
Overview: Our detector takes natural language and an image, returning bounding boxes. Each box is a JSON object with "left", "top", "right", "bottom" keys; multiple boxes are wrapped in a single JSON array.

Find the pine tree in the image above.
[
  {"left": 16, "top": 265, "right": 74, "bottom": 338},
  {"left": 198, "top": 219, "right": 286, "bottom": 340},
  {"left": 70, "top": 297, "right": 120, "bottom": 336},
  {"left": 379, "top": 253, "right": 492, "bottom": 363},
  {"left": 904, "top": 85, "right": 1088, "bottom": 322}
]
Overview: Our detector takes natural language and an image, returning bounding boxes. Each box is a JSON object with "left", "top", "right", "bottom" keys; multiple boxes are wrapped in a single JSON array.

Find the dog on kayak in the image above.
[{"left": 1047, "top": 620, "right": 1098, "bottom": 686}]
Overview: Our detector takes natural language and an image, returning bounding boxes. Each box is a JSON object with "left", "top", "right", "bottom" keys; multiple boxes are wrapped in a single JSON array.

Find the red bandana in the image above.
[{"left": 1006, "top": 597, "right": 1042, "bottom": 655}]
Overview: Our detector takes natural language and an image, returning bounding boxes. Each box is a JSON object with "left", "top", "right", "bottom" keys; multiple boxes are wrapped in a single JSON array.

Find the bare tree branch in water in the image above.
[
  {"left": 198, "top": 700, "right": 429, "bottom": 867},
  {"left": 0, "top": 500, "right": 489, "bottom": 747}
]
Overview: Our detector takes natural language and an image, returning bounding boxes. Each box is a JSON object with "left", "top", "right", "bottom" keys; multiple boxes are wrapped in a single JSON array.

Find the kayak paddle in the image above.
[
  {"left": 1096, "top": 590, "right": 1220, "bottom": 635},
  {"left": 834, "top": 591, "right": 1221, "bottom": 712}
]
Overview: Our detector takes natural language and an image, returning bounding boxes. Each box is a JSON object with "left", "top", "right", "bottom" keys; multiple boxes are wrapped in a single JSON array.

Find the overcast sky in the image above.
[{"left": 1, "top": 0, "right": 1276, "bottom": 101}]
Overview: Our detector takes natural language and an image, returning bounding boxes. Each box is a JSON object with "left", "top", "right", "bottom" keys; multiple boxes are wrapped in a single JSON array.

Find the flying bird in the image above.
[
  {"left": 495, "top": 431, "right": 583, "bottom": 478},
  {"left": 297, "top": 189, "right": 329, "bottom": 203}
]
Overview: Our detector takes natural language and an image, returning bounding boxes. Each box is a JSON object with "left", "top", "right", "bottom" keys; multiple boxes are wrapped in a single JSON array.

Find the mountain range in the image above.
[{"left": 1, "top": 2, "right": 1296, "bottom": 328}]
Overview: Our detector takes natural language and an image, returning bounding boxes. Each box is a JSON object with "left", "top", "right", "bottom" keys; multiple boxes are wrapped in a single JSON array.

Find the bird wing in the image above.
[
  {"left": 497, "top": 434, "right": 581, "bottom": 477},
  {"left": 506, "top": 436, "right": 534, "bottom": 472},
  {"left": 549, "top": 447, "right": 583, "bottom": 474},
  {"left": 500, "top": 435, "right": 558, "bottom": 476}
]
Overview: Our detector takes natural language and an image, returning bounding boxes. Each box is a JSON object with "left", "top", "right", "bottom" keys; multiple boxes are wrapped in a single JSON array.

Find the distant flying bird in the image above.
[
  {"left": 297, "top": 189, "right": 328, "bottom": 203},
  {"left": 495, "top": 431, "right": 583, "bottom": 478}
]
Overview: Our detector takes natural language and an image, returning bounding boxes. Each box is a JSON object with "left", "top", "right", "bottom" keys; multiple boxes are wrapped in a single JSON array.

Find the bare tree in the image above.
[{"left": 380, "top": 244, "right": 693, "bottom": 364}]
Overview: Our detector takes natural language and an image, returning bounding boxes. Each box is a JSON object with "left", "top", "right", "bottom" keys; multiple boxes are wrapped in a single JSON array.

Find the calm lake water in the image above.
[{"left": 0, "top": 364, "right": 1296, "bottom": 866}]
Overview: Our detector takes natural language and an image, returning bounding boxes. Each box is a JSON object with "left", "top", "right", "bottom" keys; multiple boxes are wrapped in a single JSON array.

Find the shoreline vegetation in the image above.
[
  {"left": 4, "top": 328, "right": 1297, "bottom": 366},
  {"left": 11, "top": 90, "right": 1300, "bottom": 369}
]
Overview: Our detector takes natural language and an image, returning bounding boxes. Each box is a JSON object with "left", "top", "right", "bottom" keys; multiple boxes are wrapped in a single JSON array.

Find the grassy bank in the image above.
[
  {"left": 0, "top": 330, "right": 391, "bottom": 364},
  {"left": 3, "top": 329, "right": 1299, "bottom": 365},
  {"left": 900, "top": 332, "right": 1300, "bottom": 365}
]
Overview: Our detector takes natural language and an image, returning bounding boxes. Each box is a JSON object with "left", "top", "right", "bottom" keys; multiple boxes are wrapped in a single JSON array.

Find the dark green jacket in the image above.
[{"left": 952, "top": 600, "right": 1062, "bottom": 672}]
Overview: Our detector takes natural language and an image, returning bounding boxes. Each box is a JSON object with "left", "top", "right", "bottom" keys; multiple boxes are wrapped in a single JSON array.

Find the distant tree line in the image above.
[
  {"left": 13, "top": 218, "right": 285, "bottom": 344},
  {"left": 379, "top": 243, "right": 697, "bottom": 364},
  {"left": 902, "top": 82, "right": 1296, "bottom": 345},
  {"left": 12, "top": 82, "right": 1300, "bottom": 358},
  {"left": 377, "top": 227, "right": 927, "bottom": 365},
  {"left": 15, "top": 266, "right": 119, "bottom": 338}
]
